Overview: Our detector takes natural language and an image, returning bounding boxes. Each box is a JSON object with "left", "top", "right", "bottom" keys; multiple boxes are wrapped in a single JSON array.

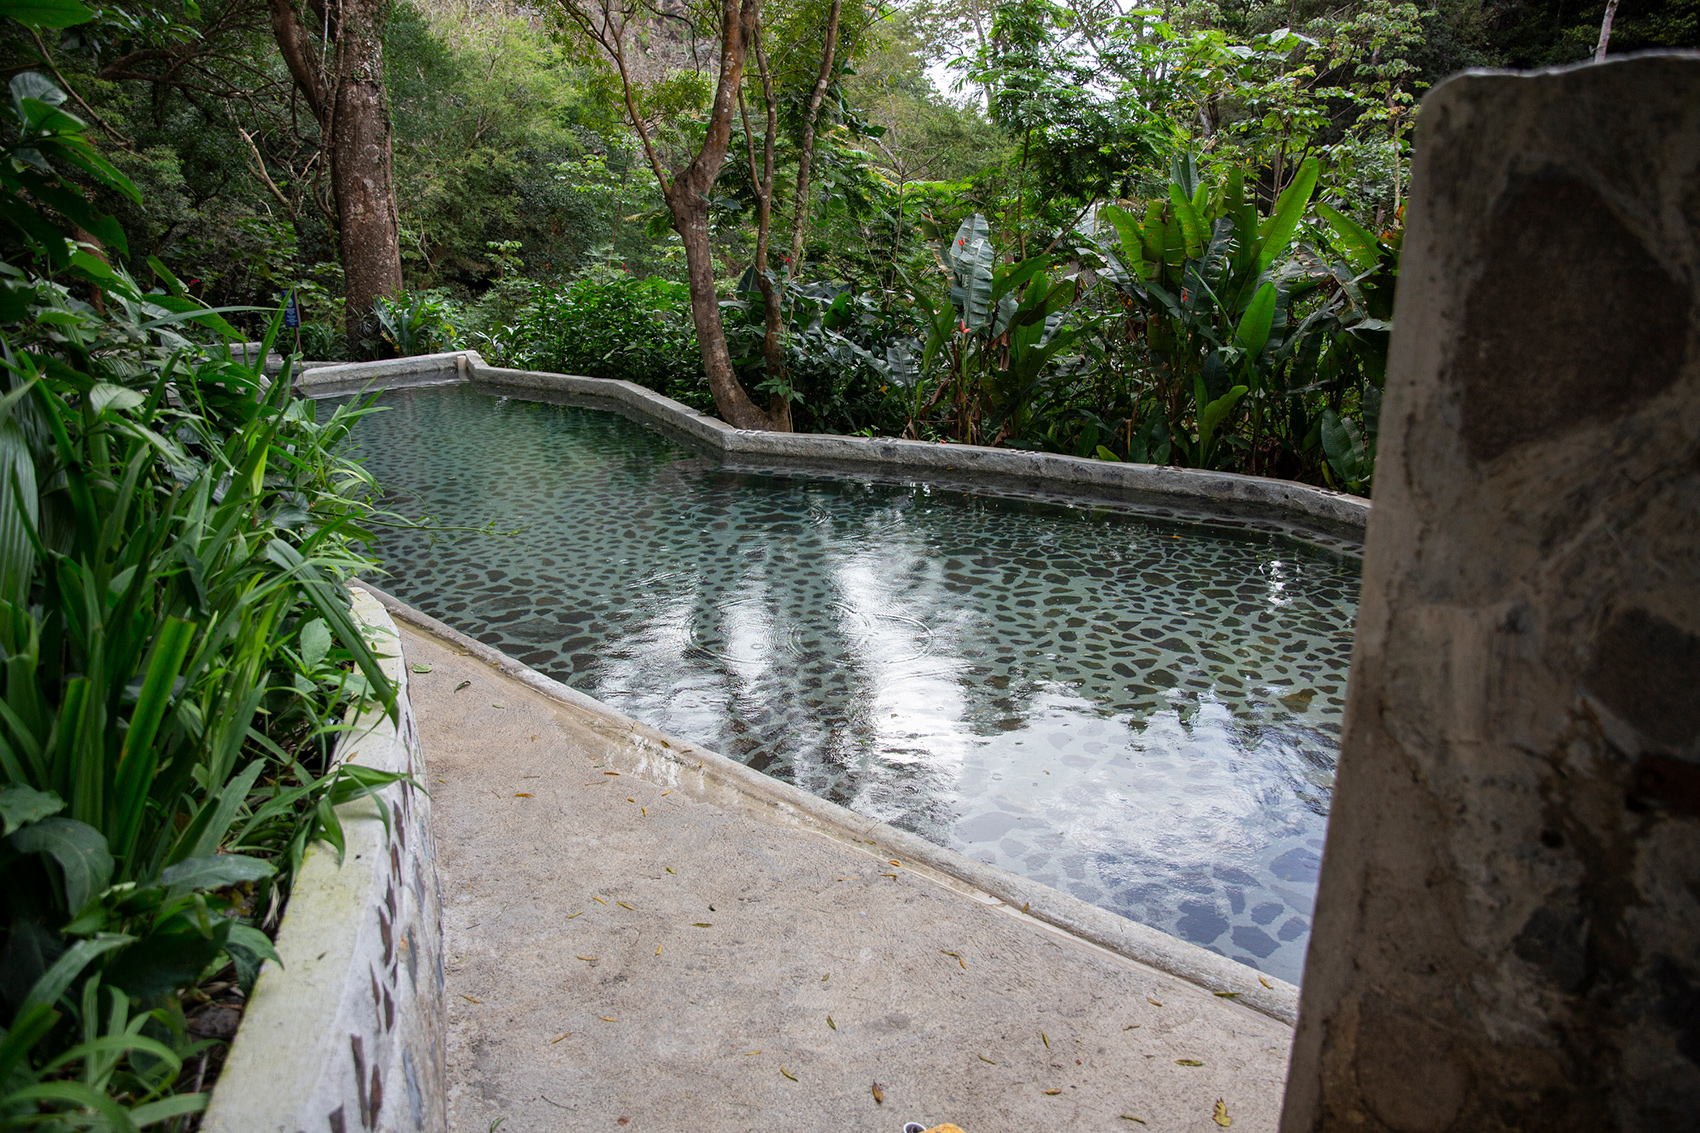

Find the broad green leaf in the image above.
[
  {"left": 88, "top": 382, "right": 146, "bottom": 415},
  {"left": 1317, "top": 201, "right": 1381, "bottom": 274},
  {"left": 1198, "top": 384, "right": 1249, "bottom": 449},
  {"left": 299, "top": 617, "right": 332, "bottom": 670},
  {"left": 0, "top": 784, "right": 62, "bottom": 835},
  {"left": 9, "top": 72, "right": 65, "bottom": 113},
  {"left": 1234, "top": 282, "right": 1278, "bottom": 358},
  {"left": 159, "top": 852, "right": 275, "bottom": 891},
  {"left": 0, "top": 0, "right": 95, "bottom": 28},
  {"left": 10, "top": 817, "right": 112, "bottom": 910},
  {"left": 224, "top": 921, "right": 282, "bottom": 994},
  {"left": 130, "top": 1093, "right": 211, "bottom": 1126},
  {"left": 1258, "top": 157, "right": 1319, "bottom": 272},
  {"left": 1168, "top": 184, "right": 1204, "bottom": 259}
]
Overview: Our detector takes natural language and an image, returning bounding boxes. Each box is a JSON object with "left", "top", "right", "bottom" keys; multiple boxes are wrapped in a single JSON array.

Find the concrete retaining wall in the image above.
[
  {"left": 203, "top": 589, "right": 446, "bottom": 1133},
  {"left": 296, "top": 350, "right": 1368, "bottom": 540}
]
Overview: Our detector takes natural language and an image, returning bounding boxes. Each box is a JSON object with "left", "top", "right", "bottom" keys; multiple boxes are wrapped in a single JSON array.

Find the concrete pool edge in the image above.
[
  {"left": 353, "top": 579, "right": 1303, "bottom": 1026},
  {"left": 297, "top": 351, "right": 1368, "bottom": 541}
]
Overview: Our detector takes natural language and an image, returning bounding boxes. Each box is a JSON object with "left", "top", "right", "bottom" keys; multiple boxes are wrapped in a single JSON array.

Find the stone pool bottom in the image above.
[{"left": 339, "top": 382, "right": 1360, "bottom": 984}]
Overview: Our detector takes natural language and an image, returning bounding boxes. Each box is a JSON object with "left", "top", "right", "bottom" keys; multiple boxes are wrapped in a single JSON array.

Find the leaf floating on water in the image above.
[
  {"left": 454, "top": 680, "right": 471, "bottom": 692},
  {"left": 780, "top": 1067, "right": 798, "bottom": 1082},
  {"left": 1041, "top": 1032, "right": 1050, "bottom": 1048},
  {"left": 1258, "top": 976, "right": 1273, "bottom": 989},
  {"left": 617, "top": 901, "right": 634, "bottom": 910},
  {"left": 1044, "top": 1089, "right": 1062, "bottom": 1096},
  {"left": 1214, "top": 991, "right": 1241, "bottom": 999},
  {"left": 1176, "top": 1059, "right": 1204, "bottom": 1067},
  {"left": 1213, "top": 1098, "right": 1232, "bottom": 1127},
  {"left": 978, "top": 1055, "right": 997, "bottom": 1065},
  {"left": 514, "top": 793, "right": 534, "bottom": 798},
  {"left": 411, "top": 663, "right": 433, "bottom": 673},
  {"left": 827, "top": 1015, "right": 836, "bottom": 1030},
  {"left": 871, "top": 1082, "right": 884, "bottom": 1105},
  {"left": 1147, "top": 998, "right": 1163, "bottom": 1007},
  {"left": 549, "top": 1033, "right": 570, "bottom": 1044},
  {"left": 460, "top": 996, "right": 482, "bottom": 1004}
]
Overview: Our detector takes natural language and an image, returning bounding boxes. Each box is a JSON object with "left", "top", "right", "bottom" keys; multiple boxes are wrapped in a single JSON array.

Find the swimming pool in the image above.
[{"left": 340, "top": 382, "right": 1359, "bottom": 983}]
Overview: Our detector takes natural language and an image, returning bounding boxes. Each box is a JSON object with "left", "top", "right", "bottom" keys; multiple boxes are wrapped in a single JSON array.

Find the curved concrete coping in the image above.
[
  {"left": 203, "top": 588, "right": 447, "bottom": 1133},
  {"left": 295, "top": 349, "right": 1368, "bottom": 545},
  {"left": 355, "top": 579, "right": 1302, "bottom": 1027}
]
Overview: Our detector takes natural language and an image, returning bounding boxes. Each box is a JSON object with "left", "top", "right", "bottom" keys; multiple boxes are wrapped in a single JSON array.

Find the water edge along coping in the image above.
[
  {"left": 355, "top": 579, "right": 1303, "bottom": 1027},
  {"left": 294, "top": 350, "right": 1369, "bottom": 545},
  {"left": 202, "top": 588, "right": 448, "bottom": 1133}
]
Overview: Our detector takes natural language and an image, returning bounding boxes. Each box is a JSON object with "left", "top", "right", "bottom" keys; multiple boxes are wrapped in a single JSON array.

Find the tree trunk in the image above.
[
  {"left": 1595, "top": 0, "right": 1620, "bottom": 61},
  {"left": 331, "top": 0, "right": 403, "bottom": 344}
]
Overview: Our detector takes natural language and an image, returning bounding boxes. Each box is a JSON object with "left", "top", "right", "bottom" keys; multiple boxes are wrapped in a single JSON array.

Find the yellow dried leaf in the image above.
[
  {"left": 958, "top": 956, "right": 967, "bottom": 970},
  {"left": 1258, "top": 976, "right": 1273, "bottom": 989},
  {"left": 1020, "top": 901, "right": 1030, "bottom": 914},
  {"left": 1213, "top": 1098, "right": 1231, "bottom": 1127},
  {"left": 641, "top": 806, "right": 647, "bottom": 816},
  {"left": 531, "top": 735, "right": 537, "bottom": 741},
  {"left": 665, "top": 866, "right": 675, "bottom": 873},
  {"left": 598, "top": 1017, "right": 617, "bottom": 1023},
  {"left": 744, "top": 1050, "right": 762, "bottom": 1056},
  {"left": 1123, "top": 1024, "right": 1140, "bottom": 1030},
  {"left": 617, "top": 901, "right": 634, "bottom": 910},
  {"left": 1120, "top": 1116, "right": 1146, "bottom": 1124},
  {"left": 940, "top": 950, "right": 959, "bottom": 957},
  {"left": 827, "top": 1015, "right": 836, "bottom": 1030},
  {"left": 1041, "top": 1032, "right": 1049, "bottom": 1048},
  {"left": 1147, "top": 998, "right": 1163, "bottom": 1007},
  {"left": 575, "top": 956, "right": 597, "bottom": 962},
  {"left": 821, "top": 972, "right": 830, "bottom": 981},
  {"left": 627, "top": 797, "right": 636, "bottom": 802},
  {"left": 592, "top": 897, "right": 607, "bottom": 905},
  {"left": 655, "top": 944, "right": 663, "bottom": 955},
  {"left": 1214, "top": 991, "right": 1241, "bottom": 998},
  {"left": 1044, "top": 1089, "right": 1062, "bottom": 1096},
  {"left": 514, "top": 793, "right": 534, "bottom": 798},
  {"left": 888, "top": 860, "right": 901, "bottom": 866},
  {"left": 693, "top": 922, "right": 713, "bottom": 928},
  {"left": 780, "top": 1067, "right": 798, "bottom": 1081},
  {"left": 661, "top": 790, "right": 674, "bottom": 796},
  {"left": 881, "top": 873, "right": 898, "bottom": 879},
  {"left": 978, "top": 1054, "right": 997, "bottom": 1065},
  {"left": 1176, "top": 1059, "right": 1203, "bottom": 1067},
  {"left": 435, "top": 778, "right": 446, "bottom": 784},
  {"left": 460, "top": 996, "right": 482, "bottom": 1004},
  {"left": 871, "top": 1082, "right": 884, "bottom": 1104},
  {"left": 566, "top": 912, "right": 582, "bottom": 919},
  {"left": 604, "top": 771, "right": 619, "bottom": 776},
  {"left": 549, "top": 1033, "right": 570, "bottom": 1044}
]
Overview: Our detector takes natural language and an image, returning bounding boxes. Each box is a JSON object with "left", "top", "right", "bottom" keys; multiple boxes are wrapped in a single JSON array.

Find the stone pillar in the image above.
[{"left": 1281, "top": 54, "right": 1700, "bottom": 1133}]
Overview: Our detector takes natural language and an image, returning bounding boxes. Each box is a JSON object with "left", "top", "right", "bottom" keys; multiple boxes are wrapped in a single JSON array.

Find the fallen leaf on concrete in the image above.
[
  {"left": 491, "top": 703, "right": 505, "bottom": 709},
  {"left": 454, "top": 681, "right": 470, "bottom": 692},
  {"left": 576, "top": 956, "right": 597, "bottom": 963},
  {"left": 978, "top": 1055, "right": 997, "bottom": 1065},
  {"left": 1020, "top": 901, "right": 1030, "bottom": 914},
  {"left": 617, "top": 1118, "right": 629, "bottom": 1125},
  {"left": 618, "top": 901, "right": 634, "bottom": 910},
  {"left": 692, "top": 922, "right": 713, "bottom": 928},
  {"left": 958, "top": 956, "right": 967, "bottom": 970},
  {"left": 566, "top": 912, "right": 583, "bottom": 919},
  {"left": 1213, "top": 1098, "right": 1231, "bottom": 1127},
  {"left": 1258, "top": 976, "right": 1273, "bottom": 989},
  {"left": 780, "top": 1068, "right": 798, "bottom": 1081},
  {"left": 549, "top": 1033, "right": 570, "bottom": 1044},
  {"left": 604, "top": 771, "right": 620, "bottom": 776},
  {"left": 889, "top": 860, "right": 902, "bottom": 866},
  {"left": 744, "top": 1050, "right": 762, "bottom": 1056},
  {"left": 661, "top": 790, "right": 674, "bottom": 796},
  {"left": 598, "top": 1017, "right": 617, "bottom": 1022},
  {"left": 822, "top": 973, "right": 830, "bottom": 981},
  {"left": 436, "top": 778, "right": 446, "bottom": 784},
  {"left": 1214, "top": 991, "right": 1240, "bottom": 998},
  {"left": 1041, "top": 1033, "right": 1049, "bottom": 1048},
  {"left": 530, "top": 735, "right": 536, "bottom": 741},
  {"left": 592, "top": 897, "right": 607, "bottom": 905},
  {"left": 666, "top": 867, "right": 675, "bottom": 873},
  {"left": 1176, "top": 1059, "right": 1203, "bottom": 1067},
  {"left": 1044, "top": 1089, "right": 1061, "bottom": 1095},
  {"left": 460, "top": 996, "right": 482, "bottom": 1004},
  {"left": 641, "top": 807, "right": 647, "bottom": 816},
  {"left": 1147, "top": 998, "right": 1163, "bottom": 1007},
  {"left": 881, "top": 873, "right": 898, "bottom": 880},
  {"left": 1119, "top": 1116, "right": 1146, "bottom": 1124},
  {"left": 655, "top": 945, "right": 662, "bottom": 955},
  {"left": 627, "top": 798, "right": 636, "bottom": 803},
  {"left": 1123, "top": 1025, "right": 1140, "bottom": 1030},
  {"left": 827, "top": 1016, "right": 836, "bottom": 1030},
  {"left": 514, "top": 793, "right": 533, "bottom": 798},
  {"left": 941, "top": 950, "right": 959, "bottom": 958},
  {"left": 411, "top": 663, "right": 432, "bottom": 673},
  {"left": 871, "top": 1082, "right": 884, "bottom": 1104}
]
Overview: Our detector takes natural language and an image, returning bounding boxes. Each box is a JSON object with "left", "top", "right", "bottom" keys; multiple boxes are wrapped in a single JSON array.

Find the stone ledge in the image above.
[
  {"left": 357, "top": 580, "right": 1302, "bottom": 1026},
  {"left": 202, "top": 589, "right": 446, "bottom": 1133}
]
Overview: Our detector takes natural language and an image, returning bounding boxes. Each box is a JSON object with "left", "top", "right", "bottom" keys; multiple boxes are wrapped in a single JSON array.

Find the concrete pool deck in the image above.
[{"left": 392, "top": 611, "right": 1295, "bottom": 1131}]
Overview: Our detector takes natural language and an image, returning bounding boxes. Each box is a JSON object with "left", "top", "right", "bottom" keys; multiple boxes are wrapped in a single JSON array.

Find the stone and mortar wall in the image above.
[
  {"left": 203, "top": 589, "right": 446, "bottom": 1133},
  {"left": 1281, "top": 54, "right": 1700, "bottom": 1132}
]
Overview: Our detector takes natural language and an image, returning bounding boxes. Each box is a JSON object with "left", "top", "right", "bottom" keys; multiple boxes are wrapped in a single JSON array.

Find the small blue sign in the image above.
[{"left": 283, "top": 289, "right": 300, "bottom": 329}]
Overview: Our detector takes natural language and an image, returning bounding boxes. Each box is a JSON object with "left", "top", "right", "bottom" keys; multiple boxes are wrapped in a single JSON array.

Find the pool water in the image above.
[{"left": 339, "top": 383, "right": 1359, "bottom": 984}]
